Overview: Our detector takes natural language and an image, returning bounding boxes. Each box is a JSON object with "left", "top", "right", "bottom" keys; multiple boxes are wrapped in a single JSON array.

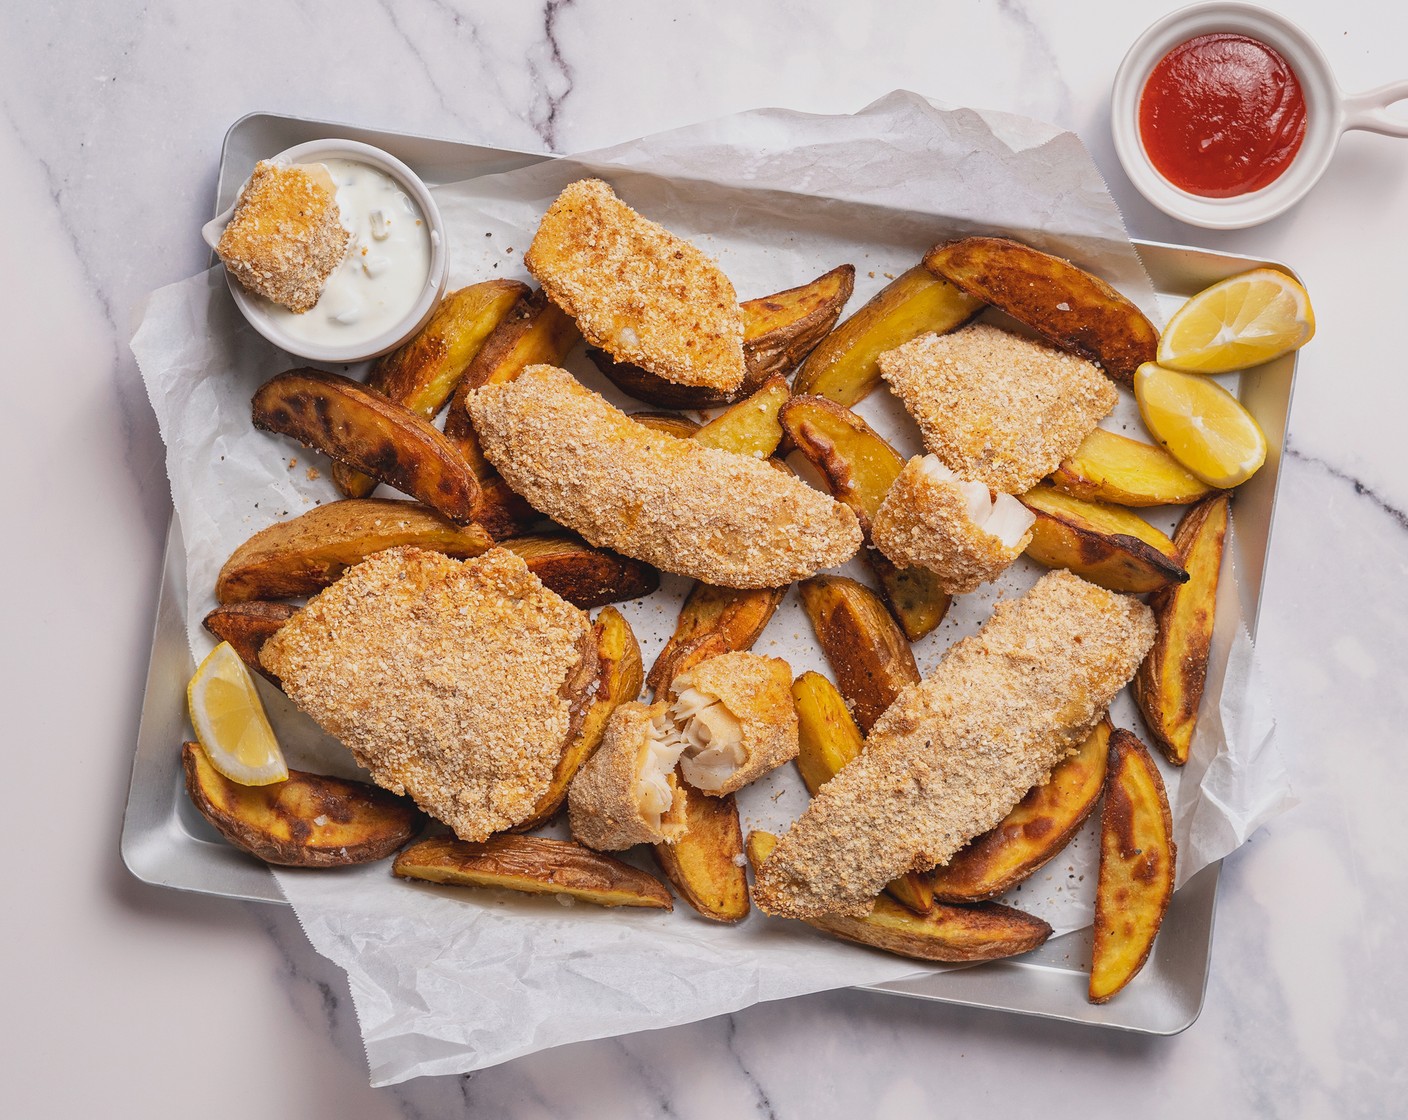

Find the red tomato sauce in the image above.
[{"left": 1138, "top": 33, "right": 1307, "bottom": 198}]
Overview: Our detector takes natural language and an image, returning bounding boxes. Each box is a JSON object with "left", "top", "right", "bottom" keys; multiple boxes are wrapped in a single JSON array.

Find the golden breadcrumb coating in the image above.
[
  {"left": 469, "top": 365, "right": 861, "bottom": 588},
  {"left": 871, "top": 456, "right": 1033, "bottom": 595},
  {"left": 670, "top": 652, "right": 798, "bottom": 795},
  {"left": 524, "top": 179, "right": 745, "bottom": 392},
  {"left": 878, "top": 323, "right": 1117, "bottom": 493},
  {"left": 259, "top": 546, "right": 597, "bottom": 842},
  {"left": 216, "top": 161, "right": 350, "bottom": 313},
  {"left": 568, "top": 701, "right": 688, "bottom": 851},
  {"left": 752, "top": 570, "right": 1155, "bottom": 919}
]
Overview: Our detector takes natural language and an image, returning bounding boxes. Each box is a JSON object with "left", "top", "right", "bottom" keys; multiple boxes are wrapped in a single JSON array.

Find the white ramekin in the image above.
[
  {"left": 1112, "top": 2, "right": 1408, "bottom": 229},
  {"left": 201, "top": 138, "right": 450, "bottom": 362}
]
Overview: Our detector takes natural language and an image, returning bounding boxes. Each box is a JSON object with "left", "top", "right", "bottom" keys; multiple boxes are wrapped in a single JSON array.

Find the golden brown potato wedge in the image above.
[
  {"left": 332, "top": 280, "right": 528, "bottom": 499},
  {"left": 215, "top": 499, "right": 494, "bottom": 603},
  {"left": 500, "top": 532, "right": 660, "bottom": 609},
  {"left": 647, "top": 582, "right": 786, "bottom": 695},
  {"left": 1051, "top": 428, "right": 1213, "bottom": 508},
  {"left": 923, "top": 237, "right": 1157, "bottom": 387},
  {"left": 252, "top": 368, "right": 481, "bottom": 522},
  {"left": 792, "top": 265, "right": 983, "bottom": 406},
  {"left": 652, "top": 792, "right": 750, "bottom": 922},
  {"left": 1133, "top": 495, "right": 1229, "bottom": 765},
  {"left": 797, "top": 576, "right": 920, "bottom": 733},
  {"left": 747, "top": 832, "right": 1051, "bottom": 962},
  {"left": 865, "top": 552, "right": 953, "bottom": 643},
  {"left": 1089, "top": 729, "right": 1176, "bottom": 1003},
  {"left": 693, "top": 375, "right": 790, "bottom": 458},
  {"left": 631, "top": 412, "right": 702, "bottom": 439},
  {"left": 182, "top": 742, "right": 420, "bottom": 867},
  {"left": 1020, "top": 483, "right": 1188, "bottom": 594},
  {"left": 928, "top": 719, "right": 1112, "bottom": 903},
  {"left": 202, "top": 601, "right": 298, "bottom": 685},
  {"left": 393, "top": 834, "right": 673, "bottom": 910}
]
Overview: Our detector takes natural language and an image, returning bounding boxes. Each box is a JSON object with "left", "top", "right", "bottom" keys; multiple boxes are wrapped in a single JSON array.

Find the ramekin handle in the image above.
[{"left": 1343, "top": 80, "right": 1408, "bottom": 137}]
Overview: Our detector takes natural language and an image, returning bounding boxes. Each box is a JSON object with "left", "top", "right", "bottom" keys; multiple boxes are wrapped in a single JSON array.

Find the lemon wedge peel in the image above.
[
  {"left": 187, "top": 641, "right": 289, "bottom": 787},
  {"left": 1157, "top": 268, "right": 1314, "bottom": 375},
  {"left": 1134, "top": 362, "right": 1268, "bottom": 489}
]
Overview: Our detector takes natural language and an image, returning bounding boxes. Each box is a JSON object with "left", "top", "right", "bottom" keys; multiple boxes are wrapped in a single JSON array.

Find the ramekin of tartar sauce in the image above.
[
  {"left": 1112, "top": 3, "right": 1408, "bottom": 229},
  {"left": 202, "top": 139, "right": 449, "bottom": 362}
]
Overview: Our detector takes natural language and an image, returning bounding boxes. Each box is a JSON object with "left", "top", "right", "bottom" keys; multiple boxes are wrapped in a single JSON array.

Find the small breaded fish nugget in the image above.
[
  {"left": 469, "top": 365, "right": 862, "bottom": 588},
  {"left": 752, "top": 570, "right": 1154, "bottom": 919},
  {"left": 879, "top": 323, "right": 1118, "bottom": 493},
  {"left": 525, "top": 178, "right": 745, "bottom": 392},
  {"left": 569, "top": 701, "right": 689, "bottom": 852}
]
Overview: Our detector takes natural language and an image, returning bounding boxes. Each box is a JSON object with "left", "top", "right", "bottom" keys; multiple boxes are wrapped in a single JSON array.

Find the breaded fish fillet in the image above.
[
  {"left": 525, "top": 178, "right": 745, "bottom": 392},
  {"left": 751, "top": 570, "right": 1155, "bottom": 919},
  {"left": 260, "top": 545, "right": 598, "bottom": 842},
  {"left": 469, "top": 365, "right": 862, "bottom": 588},
  {"left": 878, "top": 323, "right": 1118, "bottom": 493}
]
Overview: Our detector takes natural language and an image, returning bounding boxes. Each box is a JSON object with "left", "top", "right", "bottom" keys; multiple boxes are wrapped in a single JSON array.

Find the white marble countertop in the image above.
[{"left": 3, "top": 1, "right": 1405, "bottom": 1115}]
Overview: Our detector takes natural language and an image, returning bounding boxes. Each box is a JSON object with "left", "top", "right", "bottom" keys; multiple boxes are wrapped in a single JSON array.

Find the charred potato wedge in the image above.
[
  {"left": 1090, "top": 730, "right": 1176, "bottom": 1002},
  {"left": 1020, "top": 483, "right": 1188, "bottom": 594},
  {"left": 252, "top": 368, "right": 480, "bottom": 523},
  {"left": 693, "top": 375, "right": 790, "bottom": 458},
  {"left": 797, "top": 575, "right": 920, "bottom": 733},
  {"left": 792, "top": 265, "right": 983, "bottom": 406},
  {"left": 929, "top": 719, "right": 1112, "bottom": 902},
  {"left": 631, "top": 412, "right": 702, "bottom": 439},
  {"left": 393, "top": 834, "right": 673, "bottom": 910},
  {"left": 866, "top": 552, "right": 952, "bottom": 643},
  {"left": 653, "top": 792, "right": 750, "bottom": 922},
  {"left": 647, "top": 582, "right": 786, "bottom": 695},
  {"left": 1134, "top": 495, "right": 1229, "bottom": 765},
  {"left": 1051, "top": 428, "right": 1213, "bottom": 508},
  {"left": 216, "top": 499, "right": 494, "bottom": 603},
  {"left": 500, "top": 532, "right": 660, "bottom": 609},
  {"left": 747, "top": 832, "right": 1050, "bottom": 962},
  {"left": 202, "top": 601, "right": 298, "bottom": 685},
  {"left": 924, "top": 237, "right": 1157, "bottom": 387},
  {"left": 182, "top": 742, "right": 420, "bottom": 867}
]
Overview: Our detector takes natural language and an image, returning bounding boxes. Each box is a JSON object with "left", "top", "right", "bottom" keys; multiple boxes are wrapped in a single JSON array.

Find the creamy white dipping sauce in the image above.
[{"left": 262, "top": 158, "right": 432, "bottom": 348}]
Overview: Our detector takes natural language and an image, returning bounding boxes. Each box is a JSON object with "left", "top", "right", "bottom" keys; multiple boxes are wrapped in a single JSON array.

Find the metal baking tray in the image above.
[{"left": 122, "top": 111, "right": 1297, "bottom": 1035}]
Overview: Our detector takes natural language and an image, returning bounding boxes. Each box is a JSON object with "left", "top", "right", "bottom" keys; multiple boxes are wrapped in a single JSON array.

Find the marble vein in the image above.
[
  {"left": 1285, "top": 444, "right": 1408, "bottom": 533},
  {"left": 530, "top": 0, "right": 577, "bottom": 150}
]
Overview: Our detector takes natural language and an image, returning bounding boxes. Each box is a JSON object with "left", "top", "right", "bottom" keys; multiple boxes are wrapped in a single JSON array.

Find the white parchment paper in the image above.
[{"left": 132, "top": 92, "right": 1290, "bottom": 1084}]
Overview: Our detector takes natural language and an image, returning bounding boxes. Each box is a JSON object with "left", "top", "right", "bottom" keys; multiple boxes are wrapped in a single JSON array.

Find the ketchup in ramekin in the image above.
[{"left": 1138, "top": 32, "right": 1307, "bottom": 198}]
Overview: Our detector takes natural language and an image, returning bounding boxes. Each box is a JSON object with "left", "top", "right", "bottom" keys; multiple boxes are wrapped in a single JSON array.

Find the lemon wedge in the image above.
[
  {"left": 1157, "top": 268, "right": 1314, "bottom": 374},
  {"left": 187, "top": 641, "right": 288, "bottom": 786},
  {"left": 1134, "top": 362, "right": 1267, "bottom": 488}
]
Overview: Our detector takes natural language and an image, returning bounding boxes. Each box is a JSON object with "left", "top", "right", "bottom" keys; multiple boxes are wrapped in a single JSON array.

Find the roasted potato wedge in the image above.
[
  {"left": 216, "top": 499, "right": 494, "bottom": 603},
  {"left": 693, "top": 375, "right": 789, "bottom": 458},
  {"left": 652, "top": 792, "right": 750, "bottom": 922},
  {"left": 202, "top": 601, "right": 298, "bottom": 685},
  {"left": 332, "top": 279, "right": 528, "bottom": 499},
  {"left": 1051, "top": 428, "right": 1213, "bottom": 508},
  {"left": 798, "top": 576, "right": 920, "bottom": 733},
  {"left": 924, "top": 237, "right": 1157, "bottom": 387},
  {"left": 747, "top": 832, "right": 1051, "bottom": 962},
  {"left": 792, "top": 265, "right": 983, "bottom": 406},
  {"left": 928, "top": 719, "right": 1112, "bottom": 902},
  {"left": 393, "top": 834, "right": 673, "bottom": 910},
  {"left": 647, "top": 582, "right": 786, "bottom": 695},
  {"left": 500, "top": 532, "right": 660, "bottom": 609},
  {"left": 866, "top": 554, "right": 953, "bottom": 643},
  {"left": 1134, "top": 495, "right": 1229, "bottom": 765},
  {"left": 1090, "top": 729, "right": 1176, "bottom": 1003},
  {"left": 252, "top": 368, "right": 481, "bottom": 522},
  {"left": 182, "top": 742, "right": 420, "bottom": 867},
  {"left": 1020, "top": 483, "right": 1188, "bottom": 594},
  {"left": 631, "top": 412, "right": 702, "bottom": 439}
]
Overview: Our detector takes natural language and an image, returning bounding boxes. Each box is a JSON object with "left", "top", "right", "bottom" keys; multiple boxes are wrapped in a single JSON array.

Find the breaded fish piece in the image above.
[
  {"left": 469, "top": 365, "right": 862, "bottom": 588},
  {"left": 669, "top": 652, "right": 798, "bottom": 795},
  {"left": 751, "top": 570, "right": 1155, "bottom": 919},
  {"left": 878, "top": 323, "right": 1118, "bottom": 493},
  {"left": 569, "top": 701, "right": 689, "bottom": 852},
  {"left": 871, "top": 455, "right": 1036, "bottom": 595},
  {"left": 260, "top": 545, "right": 598, "bottom": 842},
  {"left": 525, "top": 178, "right": 745, "bottom": 392}
]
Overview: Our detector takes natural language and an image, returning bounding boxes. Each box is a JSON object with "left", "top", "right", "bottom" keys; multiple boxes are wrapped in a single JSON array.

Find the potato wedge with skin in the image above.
[
  {"left": 929, "top": 719, "right": 1112, "bottom": 903},
  {"left": 693, "top": 375, "right": 789, "bottom": 459},
  {"left": 652, "top": 792, "right": 750, "bottom": 922},
  {"left": 1051, "top": 428, "right": 1213, "bottom": 508},
  {"left": 1090, "top": 729, "right": 1176, "bottom": 1003},
  {"left": 332, "top": 279, "right": 528, "bottom": 499},
  {"left": 798, "top": 575, "right": 920, "bottom": 733},
  {"left": 631, "top": 412, "right": 702, "bottom": 439},
  {"left": 499, "top": 532, "right": 660, "bottom": 609},
  {"left": 924, "top": 237, "right": 1157, "bottom": 387},
  {"left": 866, "top": 552, "right": 953, "bottom": 643},
  {"left": 1020, "top": 483, "right": 1188, "bottom": 594},
  {"left": 647, "top": 583, "right": 787, "bottom": 696},
  {"left": 202, "top": 601, "right": 298, "bottom": 685},
  {"left": 182, "top": 742, "right": 420, "bottom": 867},
  {"left": 792, "top": 265, "right": 983, "bottom": 406},
  {"left": 393, "top": 834, "right": 673, "bottom": 910},
  {"left": 747, "top": 832, "right": 1050, "bottom": 962},
  {"left": 252, "top": 368, "right": 481, "bottom": 523},
  {"left": 1134, "top": 495, "right": 1229, "bottom": 765}
]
